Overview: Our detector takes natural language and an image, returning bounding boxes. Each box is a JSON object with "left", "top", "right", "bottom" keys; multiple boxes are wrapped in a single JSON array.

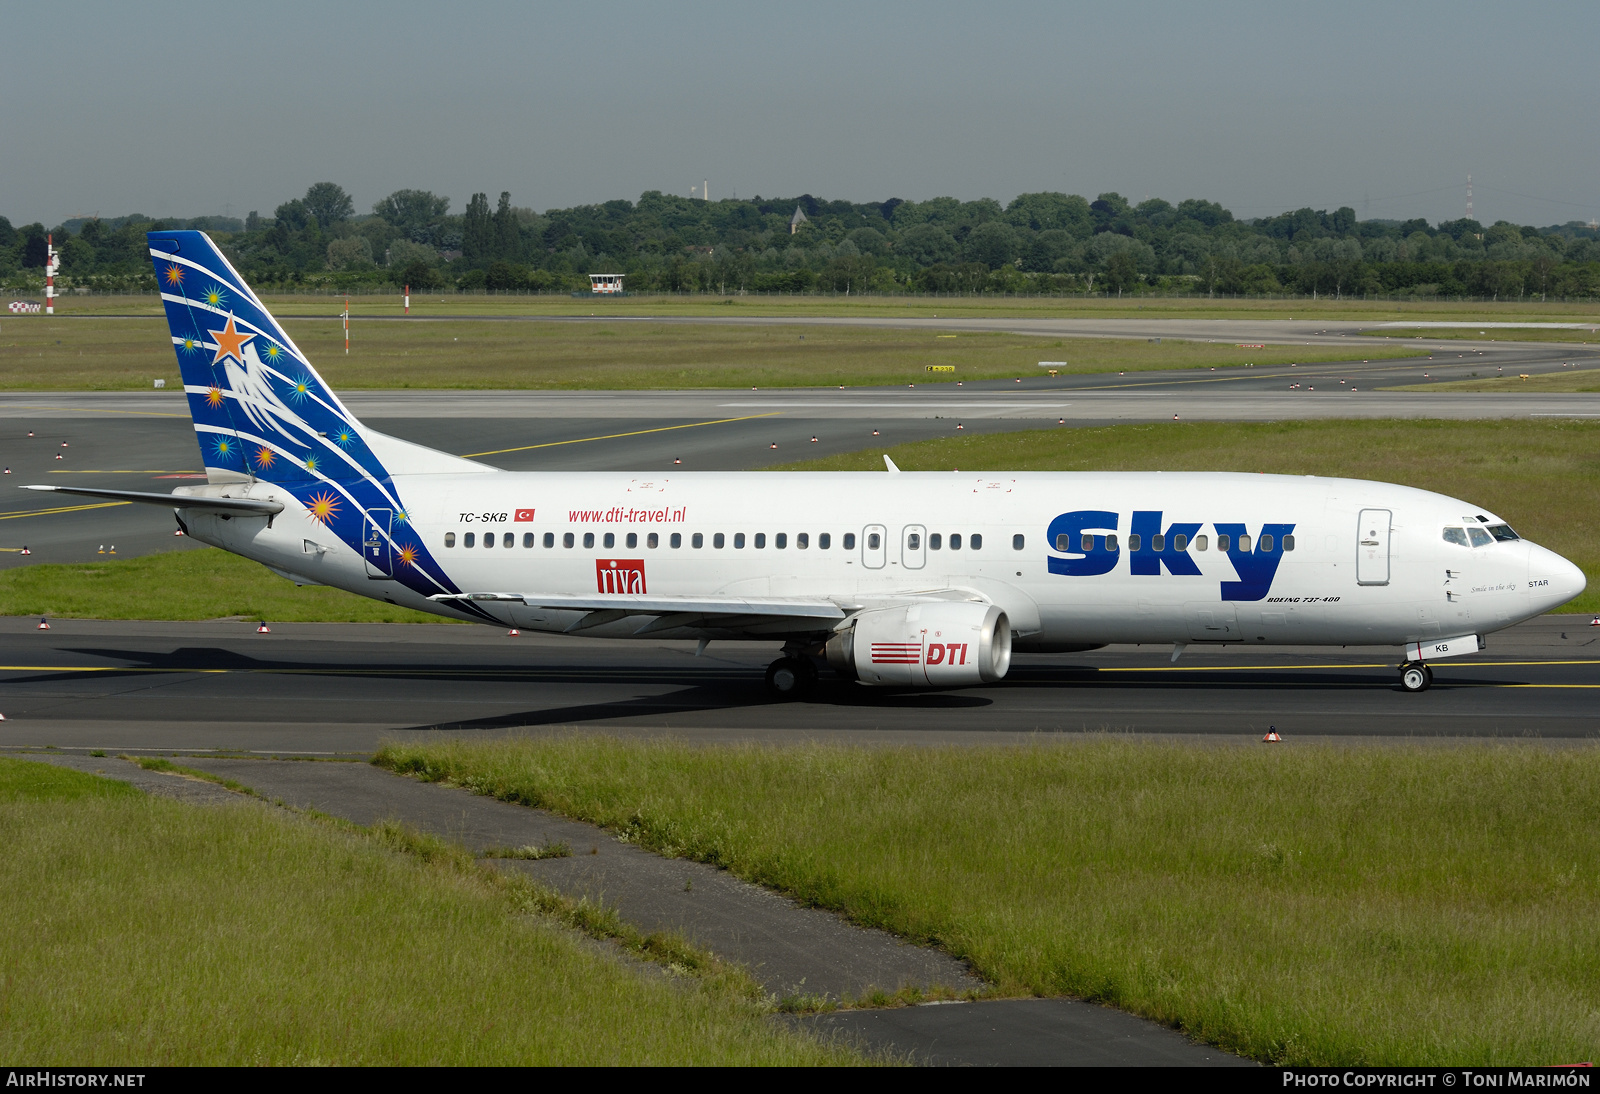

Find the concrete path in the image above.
[
  {"left": 794, "top": 998, "right": 1254, "bottom": 1066},
  {"left": 9, "top": 750, "right": 1247, "bottom": 1065},
  {"left": 174, "top": 756, "right": 982, "bottom": 1004}
]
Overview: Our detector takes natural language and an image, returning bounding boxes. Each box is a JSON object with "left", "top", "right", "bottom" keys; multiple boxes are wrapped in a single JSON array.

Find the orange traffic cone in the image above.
[
  {"left": 507, "top": 629, "right": 520, "bottom": 636},
  {"left": 1590, "top": 618, "right": 1600, "bottom": 627},
  {"left": 1263, "top": 727, "right": 1281, "bottom": 742},
  {"left": 37, "top": 619, "right": 50, "bottom": 630},
  {"left": 256, "top": 623, "right": 271, "bottom": 633},
  {"left": 19, "top": 547, "right": 29, "bottom": 555},
  {"left": 0, "top": 712, "right": 6, "bottom": 720}
]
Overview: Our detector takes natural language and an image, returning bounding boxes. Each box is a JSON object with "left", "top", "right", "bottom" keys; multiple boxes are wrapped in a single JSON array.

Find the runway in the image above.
[{"left": 1, "top": 614, "right": 1594, "bottom": 755}]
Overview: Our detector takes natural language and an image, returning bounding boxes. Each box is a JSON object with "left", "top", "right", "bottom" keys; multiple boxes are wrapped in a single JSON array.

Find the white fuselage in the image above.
[{"left": 182, "top": 470, "right": 1584, "bottom": 651}]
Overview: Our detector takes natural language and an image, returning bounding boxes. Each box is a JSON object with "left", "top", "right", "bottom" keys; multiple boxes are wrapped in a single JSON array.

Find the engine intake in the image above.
[{"left": 826, "top": 602, "right": 1011, "bottom": 686}]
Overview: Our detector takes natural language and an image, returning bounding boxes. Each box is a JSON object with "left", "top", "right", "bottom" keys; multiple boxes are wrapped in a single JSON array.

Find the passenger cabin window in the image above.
[
  {"left": 1195, "top": 534, "right": 1208, "bottom": 551},
  {"left": 1128, "top": 533, "right": 1142, "bottom": 552},
  {"left": 755, "top": 533, "right": 766, "bottom": 548},
  {"left": 563, "top": 532, "right": 574, "bottom": 548},
  {"left": 523, "top": 532, "right": 534, "bottom": 548},
  {"left": 1467, "top": 526, "right": 1492, "bottom": 548},
  {"left": 692, "top": 533, "right": 704, "bottom": 548},
  {"left": 464, "top": 532, "right": 476, "bottom": 548},
  {"left": 1260, "top": 533, "right": 1273, "bottom": 552},
  {"left": 670, "top": 533, "right": 682, "bottom": 548},
  {"left": 1216, "top": 534, "right": 1230, "bottom": 552},
  {"left": 1105, "top": 534, "right": 1118, "bottom": 552},
  {"left": 543, "top": 532, "right": 555, "bottom": 548},
  {"left": 445, "top": 532, "right": 456, "bottom": 548},
  {"left": 1012, "top": 534, "right": 1025, "bottom": 550},
  {"left": 866, "top": 533, "right": 879, "bottom": 550},
  {"left": 1237, "top": 534, "right": 1251, "bottom": 552},
  {"left": 1173, "top": 533, "right": 1187, "bottom": 551},
  {"left": 929, "top": 533, "right": 941, "bottom": 550},
  {"left": 503, "top": 532, "right": 513, "bottom": 548},
  {"left": 626, "top": 532, "right": 638, "bottom": 549},
  {"left": 906, "top": 533, "right": 920, "bottom": 550},
  {"left": 735, "top": 533, "right": 746, "bottom": 549},
  {"left": 647, "top": 532, "right": 659, "bottom": 549},
  {"left": 844, "top": 532, "right": 856, "bottom": 550},
  {"left": 970, "top": 534, "right": 982, "bottom": 550},
  {"left": 603, "top": 533, "right": 614, "bottom": 549},
  {"left": 1487, "top": 524, "right": 1519, "bottom": 542},
  {"left": 797, "top": 533, "right": 808, "bottom": 549},
  {"left": 583, "top": 532, "right": 595, "bottom": 549},
  {"left": 1152, "top": 534, "right": 1164, "bottom": 552},
  {"left": 950, "top": 534, "right": 961, "bottom": 550},
  {"left": 484, "top": 532, "right": 494, "bottom": 549},
  {"left": 1283, "top": 535, "right": 1295, "bottom": 551},
  {"left": 714, "top": 533, "right": 724, "bottom": 548},
  {"left": 819, "top": 533, "right": 831, "bottom": 549},
  {"left": 775, "top": 533, "right": 787, "bottom": 549}
]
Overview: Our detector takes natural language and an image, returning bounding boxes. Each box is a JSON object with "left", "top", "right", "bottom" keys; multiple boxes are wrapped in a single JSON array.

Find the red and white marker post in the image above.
[
  {"left": 344, "top": 296, "right": 350, "bottom": 355},
  {"left": 404, "top": 284, "right": 410, "bottom": 316}
]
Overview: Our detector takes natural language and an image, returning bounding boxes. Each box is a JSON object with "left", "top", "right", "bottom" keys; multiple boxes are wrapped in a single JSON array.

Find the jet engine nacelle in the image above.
[{"left": 826, "top": 601, "right": 1012, "bottom": 687}]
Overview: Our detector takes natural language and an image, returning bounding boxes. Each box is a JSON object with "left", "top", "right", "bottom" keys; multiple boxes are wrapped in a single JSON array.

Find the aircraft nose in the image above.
[{"left": 1528, "top": 543, "right": 1586, "bottom": 608}]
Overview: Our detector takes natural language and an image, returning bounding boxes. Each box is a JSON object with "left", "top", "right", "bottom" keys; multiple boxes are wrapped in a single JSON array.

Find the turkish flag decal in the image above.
[{"left": 514, "top": 509, "right": 536, "bottom": 522}]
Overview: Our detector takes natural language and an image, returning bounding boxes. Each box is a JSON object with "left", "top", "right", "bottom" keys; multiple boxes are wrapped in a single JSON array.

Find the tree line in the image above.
[{"left": 4, "top": 181, "right": 1600, "bottom": 300}]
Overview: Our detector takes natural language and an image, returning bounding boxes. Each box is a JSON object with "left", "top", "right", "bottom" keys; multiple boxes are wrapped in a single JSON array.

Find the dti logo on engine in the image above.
[
  {"left": 595, "top": 558, "right": 646, "bottom": 594},
  {"left": 870, "top": 641, "right": 969, "bottom": 666}
]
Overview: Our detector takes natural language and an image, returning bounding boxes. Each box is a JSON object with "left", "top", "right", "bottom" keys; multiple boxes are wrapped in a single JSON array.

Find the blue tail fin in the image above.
[{"left": 148, "top": 230, "right": 484, "bottom": 484}]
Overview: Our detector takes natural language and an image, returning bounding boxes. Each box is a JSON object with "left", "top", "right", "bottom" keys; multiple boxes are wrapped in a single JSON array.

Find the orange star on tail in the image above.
[{"left": 208, "top": 315, "right": 254, "bottom": 365}]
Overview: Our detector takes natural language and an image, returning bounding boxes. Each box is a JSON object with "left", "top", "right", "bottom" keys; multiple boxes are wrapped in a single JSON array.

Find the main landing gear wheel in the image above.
[
  {"left": 765, "top": 656, "right": 816, "bottom": 699},
  {"left": 1399, "top": 662, "right": 1433, "bottom": 693}
]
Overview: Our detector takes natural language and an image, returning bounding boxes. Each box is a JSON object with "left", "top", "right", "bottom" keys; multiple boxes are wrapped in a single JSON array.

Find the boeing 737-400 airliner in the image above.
[{"left": 24, "top": 232, "right": 1587, "bottom": 696}]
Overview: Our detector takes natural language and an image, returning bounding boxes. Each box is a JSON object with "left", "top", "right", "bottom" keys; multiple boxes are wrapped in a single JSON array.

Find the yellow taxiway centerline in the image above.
[
  {"left": 0, "top": 501, "right": 131, "bottom": 520},
  {"left": 463, "top": 413, "right": 783, "bottom": 458}
]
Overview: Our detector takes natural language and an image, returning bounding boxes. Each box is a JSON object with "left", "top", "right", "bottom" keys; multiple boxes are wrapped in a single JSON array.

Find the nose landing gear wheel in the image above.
[
  {"left": 1399, "top": 662, "right": 1433, "bottom": 693},
  {"left": 765, "top": 656, "right": 816, "bottom": 699}
]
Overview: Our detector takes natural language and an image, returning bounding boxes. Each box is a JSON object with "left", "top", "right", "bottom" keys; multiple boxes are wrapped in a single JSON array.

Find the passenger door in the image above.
[
  {"left": 862, "top": 524, "right": 887, "bottom": 569},
  {"left": 364, "top": 508, "right": 393, "bottom": 578},
  {"left": 902, "top": 524, "right": 927, "bottom": 570},
  {"left": 1356, "top": 509, "right": 1391, "bottom": 586}
]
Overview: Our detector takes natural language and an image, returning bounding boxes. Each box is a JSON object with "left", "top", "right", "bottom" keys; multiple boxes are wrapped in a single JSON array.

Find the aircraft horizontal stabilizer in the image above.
[{"left": 21, "top": 484, "right": 284, "bottom": 516}]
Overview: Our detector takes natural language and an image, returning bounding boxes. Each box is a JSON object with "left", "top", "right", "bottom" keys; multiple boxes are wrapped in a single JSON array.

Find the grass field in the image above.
[
  {"left": 33, "top": 291, "right": 1600, "bottom": 322},
  {"left": 0, "top": 546, "right": 449, "bottom": 622},
  {"left": 0, "top": 755, "right": 851, "bottom": 1065},
  {"left": 5, "top": 418, "right": 1594, "bottom": 618},
  {"left": 0, "top": 316, "right": 1420, "bottom": 390},
  {"left": 778, "top": 417, "right": 1600, "bottom": 614},
  {"left": 376, "top": 736, "right": 1600, "bottom": 1066}
]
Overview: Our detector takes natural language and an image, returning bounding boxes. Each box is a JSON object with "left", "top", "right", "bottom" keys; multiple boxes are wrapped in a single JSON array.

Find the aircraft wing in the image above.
[
  {"left": 21, "top": 484, "right": 285, "bottom": 516},
  {"left": 430, "top": 591, "right": 847, "bottom": 633}
]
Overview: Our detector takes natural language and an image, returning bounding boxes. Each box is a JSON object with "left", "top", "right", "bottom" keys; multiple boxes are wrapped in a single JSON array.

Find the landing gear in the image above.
[
  {"left": 1399, "top": 661, "right": 1433, "bottom": 693},
  {"left": 765, "top": 655, "right": 817, "bottom": 699}
]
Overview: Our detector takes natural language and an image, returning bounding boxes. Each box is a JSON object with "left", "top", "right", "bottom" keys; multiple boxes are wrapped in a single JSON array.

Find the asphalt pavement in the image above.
[{"left": 2, "top": 613, "right": 1594, "bottom": 753}]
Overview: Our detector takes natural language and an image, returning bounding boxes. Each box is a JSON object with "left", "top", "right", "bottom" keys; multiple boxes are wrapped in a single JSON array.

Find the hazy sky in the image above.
[{"left": 2, "top": 1, "right": 1592, "bottom": 229}]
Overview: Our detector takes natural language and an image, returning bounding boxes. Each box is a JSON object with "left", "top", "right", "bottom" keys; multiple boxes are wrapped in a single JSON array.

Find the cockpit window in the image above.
[
  {"left": 1487, "top": 524, "right": 1519, "bottom": 542},
  {"left": 1442, "top": 527, "right": 1469, "bottom": 547},
  {"left": 1467, "top": 527, "right": 1492, "bottom": 548}
]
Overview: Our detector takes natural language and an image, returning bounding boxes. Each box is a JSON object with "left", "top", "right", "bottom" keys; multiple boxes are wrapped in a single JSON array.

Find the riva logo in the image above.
[
  {"left": 1045, "top": 510, "right": 1296, "bottom": 602},
  {"left": 596, "top": 558, "right": 646, "bottom": 595}
]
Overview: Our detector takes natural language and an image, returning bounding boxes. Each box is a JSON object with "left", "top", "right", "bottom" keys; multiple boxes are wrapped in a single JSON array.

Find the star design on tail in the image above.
[{"left": 208, "top": 315, "right": 254, "bottom": 366}]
